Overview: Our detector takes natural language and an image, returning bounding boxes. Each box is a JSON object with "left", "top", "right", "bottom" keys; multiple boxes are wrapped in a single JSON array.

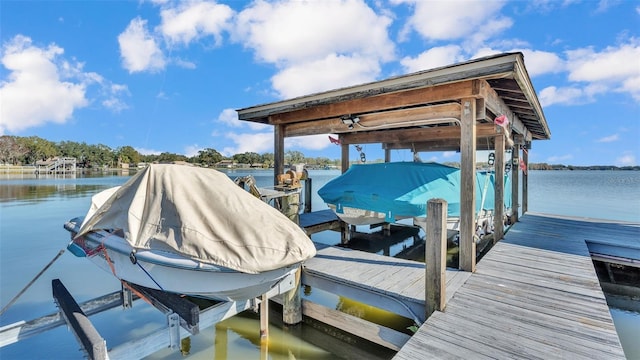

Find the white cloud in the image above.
[
  {"left": 271, "top": 54, "right": 381, "bottom": 98},
  {"left": 159, "top": 0, "right": 234, "bottom": 46},
  {"left": 517, "top": 49, "right": 564, "bottom": 77},
  {"left": 400, "top": 45, "right": 464, "bottom": 73},
  {"left": 234, "top": 0, "right": 394, "bottom": 65},
  {"left": 217, "top": 108, "right": 269, "bottom": 131},
  {"left": 118, "top": 17, "right": 165, "bottom": 73},
  {"left": 0, "top": 35, "right": 88, "bottom": 134},
  {"left": 173, "top": 58, "right": 196, "bottom": 69},
  {"left": 394, "top": 0, "right": 510, "bottom": 43},
  {"left": 183, "top": 144, "right": 202, "bottom": 157},
  {"left": 615, "top": 152, "right": 636, "bottom": 166},
  {"left": 136, "top": 147, "right": 162, "bottom": 155},
  {"left": 233, "top": 0, "right": 394, "bottom": 98},
  {"left": 596, "top": 134, "right": 619, "bottom": 143},
  {"left": 286, "top": 135, "right": 334, "bottom": 151},
  {"left": 218, "top": 108, "right": 242, "bottom": 128},
  {"left": 565, "top": 40, "right": 640, "bottom": 100},
  {"left": 223, "top": 131, "right": 273, "bottom": 156},
  {"left": 102, "top": 83, "right": 130, "bottom": 112},
  {"left": 538, "top": 86, "right": 589, "bottom": 107}
]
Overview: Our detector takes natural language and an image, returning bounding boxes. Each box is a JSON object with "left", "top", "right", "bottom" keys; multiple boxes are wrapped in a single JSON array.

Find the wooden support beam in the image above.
[
  {"left": 512, "top": 149, "right": 520, "bottom": 223},
  {"left": 341, "top": 141, "right": 349, "bottom": 173},
  {"left": 303, "top": 178, "right": 312, "bottom": 213},
  {"left": 274, "top": 124, "right": 285, "bottom": 185},
  {"left": 426, "top": 199, "right": 447, "bottom": 318},
  {"left": 52, "top": 279, "right": 107, "bottom": 360},
  {"left": 459, "top": 98, "right": 476, "bottom": 272},
  {"left": 493, "top": 134, "right": 505, "bottom": 243},
  {"left": 260, "top": 293, "right": 269, "bottom": 341},
  {"left": 125, "top": 282, "right": 200, "bottom": 334},
  {"left": 480, "top": 80, "right": 532, "bottom": 141},
  {"left": 282, "top": 268, "right": 302, "bottom": 325},
  {"left": 522, "top": 147, "right": 529, "bottom": 214},
  {"left": 270, "top": 81, "right": 479, "bottom": 125},
  {"left": 283, "top": 103, "right": 462, "bottom": 137},
  {"left": 341, "top": 122, "right": 497, "bottom": 146}
]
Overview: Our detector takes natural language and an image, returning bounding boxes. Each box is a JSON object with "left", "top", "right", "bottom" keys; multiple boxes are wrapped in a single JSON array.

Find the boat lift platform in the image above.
[{"left": 0, "top": 270, "right": 297, "bottom": 360}]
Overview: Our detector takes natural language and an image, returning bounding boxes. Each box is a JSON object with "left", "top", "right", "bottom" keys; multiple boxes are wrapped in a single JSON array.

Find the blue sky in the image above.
[{"left": 1, "top": 0, "right": 638, "bottom": 166}]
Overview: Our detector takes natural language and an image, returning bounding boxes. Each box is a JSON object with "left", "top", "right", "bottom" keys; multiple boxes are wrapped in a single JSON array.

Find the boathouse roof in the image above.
[{"left": 237, "top": 52, "right": 550, "bottom": 151}]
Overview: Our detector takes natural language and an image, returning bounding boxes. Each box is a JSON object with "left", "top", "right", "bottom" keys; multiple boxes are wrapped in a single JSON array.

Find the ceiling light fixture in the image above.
[{"left": 340, "top": 114, "right": 360, "bottom": 126}]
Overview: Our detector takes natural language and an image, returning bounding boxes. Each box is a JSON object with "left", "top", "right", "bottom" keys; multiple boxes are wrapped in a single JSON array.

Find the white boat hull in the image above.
[
  {"left": 65, "top": 220, "right": 299, "bottom": 302},
  {"left": 329, "top": 204, "right": 505, "bottom": 239}
]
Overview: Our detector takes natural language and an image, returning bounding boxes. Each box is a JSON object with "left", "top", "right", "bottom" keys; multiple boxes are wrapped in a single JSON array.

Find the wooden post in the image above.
[
  {"left": 274, "top": 124, "right": 285, "bottom": 186},
  {"left": 426, "top": 199, "right": 447, "bottom": 318},
  {"left": 512, "top": 148, "right": 520, "bottom": 223},
  {"left": 522, "top": 146, "right": 529, "bottom": 214},
  {"left": 340, "top": 141, "right": 349, "bottom": 174},
  {"left": 340, "top": 140, "right": 350, "bottom": 243},
  {"left": 493, "top": 133, "right": 505, "bottom": 243},
  {"left": 459, "top": 98, "right": 476, "bottom": 272},
  {"left": 282, "top": 268, "right": 302, "bottom": 325},
  {"left": 260, "top": 293, "right": 269, "bottom": 341},
  {"left": 304, "top": 178, "right": 312, "bottom": 213}
]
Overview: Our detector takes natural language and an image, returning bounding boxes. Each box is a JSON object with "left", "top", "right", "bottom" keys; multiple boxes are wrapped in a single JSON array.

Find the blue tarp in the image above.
[{"left": 318, "top": 162, "right": 512, "bottom": 222}]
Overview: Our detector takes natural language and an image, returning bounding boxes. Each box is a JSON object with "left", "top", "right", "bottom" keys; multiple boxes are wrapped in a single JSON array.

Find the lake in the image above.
[{"left": 0, "top": 169, "right": 638, "bottom": 359}]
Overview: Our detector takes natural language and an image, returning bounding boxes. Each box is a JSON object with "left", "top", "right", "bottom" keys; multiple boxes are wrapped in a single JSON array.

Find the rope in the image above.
[
  {"left": 101, "top": 246, "right": 154, "bottom": 306},
  {"left": 0, "top": 248, "right": 66, "bottom": 316},
  {"left": 136, "top": 262, "right": 164, "bottom": 291}
]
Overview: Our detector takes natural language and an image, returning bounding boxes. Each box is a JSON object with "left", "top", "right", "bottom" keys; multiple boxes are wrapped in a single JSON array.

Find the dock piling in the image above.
[
  {"left": 282, "top": 268, "right": 302, "bottom": 325},
  {"left": 425, "top": 199, "right": 447, "bottom": 318}
]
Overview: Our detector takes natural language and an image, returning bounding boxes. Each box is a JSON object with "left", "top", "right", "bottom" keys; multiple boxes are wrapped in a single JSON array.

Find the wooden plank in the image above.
[
  {"left": 287, "top": 298, "right": 411, "bottom": 351},
  {"left": 269, "top": 80, "right": 479, "bottom": 125},
  {"left": 283, "top": 103, "right": 462, "bottom": 137},
  {"left": 339, "top": 123, "right": 498, "bottom": 146},
  {"left": 52, "top": 279, "right": 106, "bottom": 360},
  {"left": 393, "top": 214, "right": 627, "bottom": 360}
]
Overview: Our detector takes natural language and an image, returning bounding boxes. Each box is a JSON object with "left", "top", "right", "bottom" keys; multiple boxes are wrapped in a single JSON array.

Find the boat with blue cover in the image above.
[{"left": 317, "top": 162, "right": 511, "bottom": 235}]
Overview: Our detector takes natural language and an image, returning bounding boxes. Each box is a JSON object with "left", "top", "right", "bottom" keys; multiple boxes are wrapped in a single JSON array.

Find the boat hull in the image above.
[{"left": 65, "top": 220, "right": 299, "bottom": 302}]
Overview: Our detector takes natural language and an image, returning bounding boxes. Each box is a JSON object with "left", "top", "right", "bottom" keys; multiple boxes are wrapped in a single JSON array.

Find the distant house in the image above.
[{"left": 215, "top": 160, "right": 237, "bottom": 168}]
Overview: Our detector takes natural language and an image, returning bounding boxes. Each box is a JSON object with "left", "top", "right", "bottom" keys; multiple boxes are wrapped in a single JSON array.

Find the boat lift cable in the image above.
[{"left": 0, "top": 247, "right": 66, "bottom": 316}]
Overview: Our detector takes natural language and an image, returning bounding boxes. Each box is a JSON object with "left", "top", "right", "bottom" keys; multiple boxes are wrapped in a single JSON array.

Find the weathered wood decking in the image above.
[
  {"left": 303, "top": 245, "right": 471, "bottom": 324},
  {"left": 393, "top": 213, "right": 634, "bottom": 359}
]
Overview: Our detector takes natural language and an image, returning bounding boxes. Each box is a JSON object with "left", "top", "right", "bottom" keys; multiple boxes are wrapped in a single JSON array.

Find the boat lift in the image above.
[{"left": 0, "top": 271, "right": 297, "bottom": 359}]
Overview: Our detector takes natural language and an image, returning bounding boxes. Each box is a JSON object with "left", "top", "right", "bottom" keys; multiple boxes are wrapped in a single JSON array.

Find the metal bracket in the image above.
[
  {"left": 121, "top": 284, "right": 133, "bottom": 309},
  {"left": 167, "top": 312, "right": 180, "bottom": 349}
]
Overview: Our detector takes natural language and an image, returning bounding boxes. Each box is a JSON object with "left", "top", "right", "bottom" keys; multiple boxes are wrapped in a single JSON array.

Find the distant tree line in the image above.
[
  {"left": 0, "top": 135, "right": 340, "bottom": 169},
  {"left": 527, "top": 163, "right": 639, "bottom": 171},
  {"left": 1, "top": 135, "right": 637, "bottom": 170}
]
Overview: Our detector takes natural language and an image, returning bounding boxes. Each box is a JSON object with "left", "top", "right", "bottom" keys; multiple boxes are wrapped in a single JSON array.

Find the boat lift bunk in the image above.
[{"left": 0, "top": 272, "right": 297, "bottom": 360}]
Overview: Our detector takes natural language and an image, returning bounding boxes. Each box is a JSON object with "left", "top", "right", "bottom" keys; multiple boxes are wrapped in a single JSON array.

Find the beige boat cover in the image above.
[{"left": 76, "top": 164, "right": 316, "bottom": 274}]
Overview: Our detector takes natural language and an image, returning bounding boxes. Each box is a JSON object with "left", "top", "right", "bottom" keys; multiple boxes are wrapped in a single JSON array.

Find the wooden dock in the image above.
[{"left": 393, "top": 213, "right": 634, "bottom": 359}]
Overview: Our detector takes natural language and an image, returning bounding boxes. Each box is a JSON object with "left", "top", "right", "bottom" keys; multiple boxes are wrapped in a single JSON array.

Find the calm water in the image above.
[{"left": 0, "top": 169, "right": 638, "bottom": 359}]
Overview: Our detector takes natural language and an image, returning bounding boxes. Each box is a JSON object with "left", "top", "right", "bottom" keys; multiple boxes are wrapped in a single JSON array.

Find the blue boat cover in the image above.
[{"left": 318, "top": 162, "right": 511, "bottom": 222}]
